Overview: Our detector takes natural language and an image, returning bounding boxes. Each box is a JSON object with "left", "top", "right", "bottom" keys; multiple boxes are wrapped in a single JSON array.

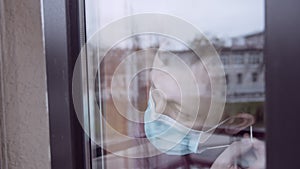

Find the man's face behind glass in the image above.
[{"left": 150, "top": 53, "right": 212, "bottom": 130}]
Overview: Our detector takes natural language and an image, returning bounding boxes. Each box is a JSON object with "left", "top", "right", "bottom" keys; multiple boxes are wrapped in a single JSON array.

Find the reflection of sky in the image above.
[{"left": 86, "top": 0, "right": 264, "bottom": 38}]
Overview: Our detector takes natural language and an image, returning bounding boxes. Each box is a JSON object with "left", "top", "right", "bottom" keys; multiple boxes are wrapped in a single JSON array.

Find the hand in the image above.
[{"left": 211, "top": 138, "right": 265, "bottom": 169}]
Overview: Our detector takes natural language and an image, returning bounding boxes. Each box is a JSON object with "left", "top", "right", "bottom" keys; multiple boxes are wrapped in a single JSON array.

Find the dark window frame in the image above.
[
  {"left": 265, "top": 0, "right": 300, "bottom": 168},
  {"left": 43, "top": 0, "right": 91, "bottom": 169}
]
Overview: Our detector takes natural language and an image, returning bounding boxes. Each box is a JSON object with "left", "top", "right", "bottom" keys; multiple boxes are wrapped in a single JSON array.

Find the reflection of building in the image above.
[
  {"left": 168, "top": 32, "right": 265, "bottom": 103},
  {"left": 219, "top": 32, "right": 264, "bottom": 103}
]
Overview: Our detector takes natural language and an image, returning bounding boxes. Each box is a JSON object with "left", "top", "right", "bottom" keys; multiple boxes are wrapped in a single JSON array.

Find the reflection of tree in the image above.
[{"left": 190, "top": 35, "right": 222, "bottom": 58}]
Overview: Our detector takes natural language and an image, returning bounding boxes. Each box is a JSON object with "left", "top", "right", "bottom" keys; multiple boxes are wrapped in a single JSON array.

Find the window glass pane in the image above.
[{"left": 84, "top": 0, "right": 266, "bottom": 168}]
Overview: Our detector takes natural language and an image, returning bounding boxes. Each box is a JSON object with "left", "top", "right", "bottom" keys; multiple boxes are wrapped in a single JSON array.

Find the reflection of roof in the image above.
[
  {"left": 244, "top": 32, "right": 264, "bottom": 38},
  {"left": 218, "top": 32, "right": 264, "bottom": 52}
]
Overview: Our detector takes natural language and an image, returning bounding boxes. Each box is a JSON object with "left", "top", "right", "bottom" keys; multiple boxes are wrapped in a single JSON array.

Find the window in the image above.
[
  {"left": 249, "top": 55, "right": 261, "bottom": 64},
  {"left": 43, "top": 0, "right": 300, "bottom": 168},
  {"left": 221, "top": 56, "right": 229, "bottom": 65},
  {"left": 235, "top": 54, "right": 244, "bottom": 64},
  {"left": 83, "top": 0, "right": 267, "bottom": 168},
  {"left": 225, "top": 74, "right": 229, "bottom": 84},
  {"left": 83, "top": 1, "right": 266, "bottom": 168},
  {"left": 237, "top": 73, "right": 243, "bottom": 84},
  {"left": 252, "top": 72, "right": 258, "bottom": 82}
]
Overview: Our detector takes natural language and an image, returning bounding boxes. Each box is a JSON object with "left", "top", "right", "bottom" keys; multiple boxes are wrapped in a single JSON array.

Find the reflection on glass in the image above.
[{"left": 84, "top": 0, "right": 265, "bottom": 168}]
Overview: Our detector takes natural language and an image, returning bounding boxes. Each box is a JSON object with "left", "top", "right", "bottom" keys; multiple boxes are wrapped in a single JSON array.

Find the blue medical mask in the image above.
[{"left": 144, "top": 91, "right": 232, "bottom": 155}]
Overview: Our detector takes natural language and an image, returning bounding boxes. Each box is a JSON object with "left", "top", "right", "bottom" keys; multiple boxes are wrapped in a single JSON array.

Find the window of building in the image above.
[
  {"left": 249, "top": 55, "right": 261, "bottom": 64},
  {"left": 236, "top": 54, "right": 244, "bottom": 64},
  {"left": 225, "top": 74, "right": 229, "bottom": 84},
  {"left": 252, "top": 72, "right": 258, "bottom": 82},
  {"left": 237, "top": 73, "right": 243, "bottom": 84}
]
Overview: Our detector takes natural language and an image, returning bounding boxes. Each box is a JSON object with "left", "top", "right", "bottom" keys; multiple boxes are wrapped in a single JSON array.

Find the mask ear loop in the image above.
[
  {"left": 196, "top": 116, "right": 248, "bottom": 153},
  {"left": 198, "top": 119, "right": 255, "bottom": 154},
  {"left": 196, "top": 117, "right": 233, "bottom": 153},
  {"left": 204, "top": 116, "right": 235, "bottom": 133}
]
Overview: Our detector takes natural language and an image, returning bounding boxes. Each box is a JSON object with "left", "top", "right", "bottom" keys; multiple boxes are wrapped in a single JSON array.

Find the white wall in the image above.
[{"left": 0, "top": 0, "right": 51, "bottom": 169}]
